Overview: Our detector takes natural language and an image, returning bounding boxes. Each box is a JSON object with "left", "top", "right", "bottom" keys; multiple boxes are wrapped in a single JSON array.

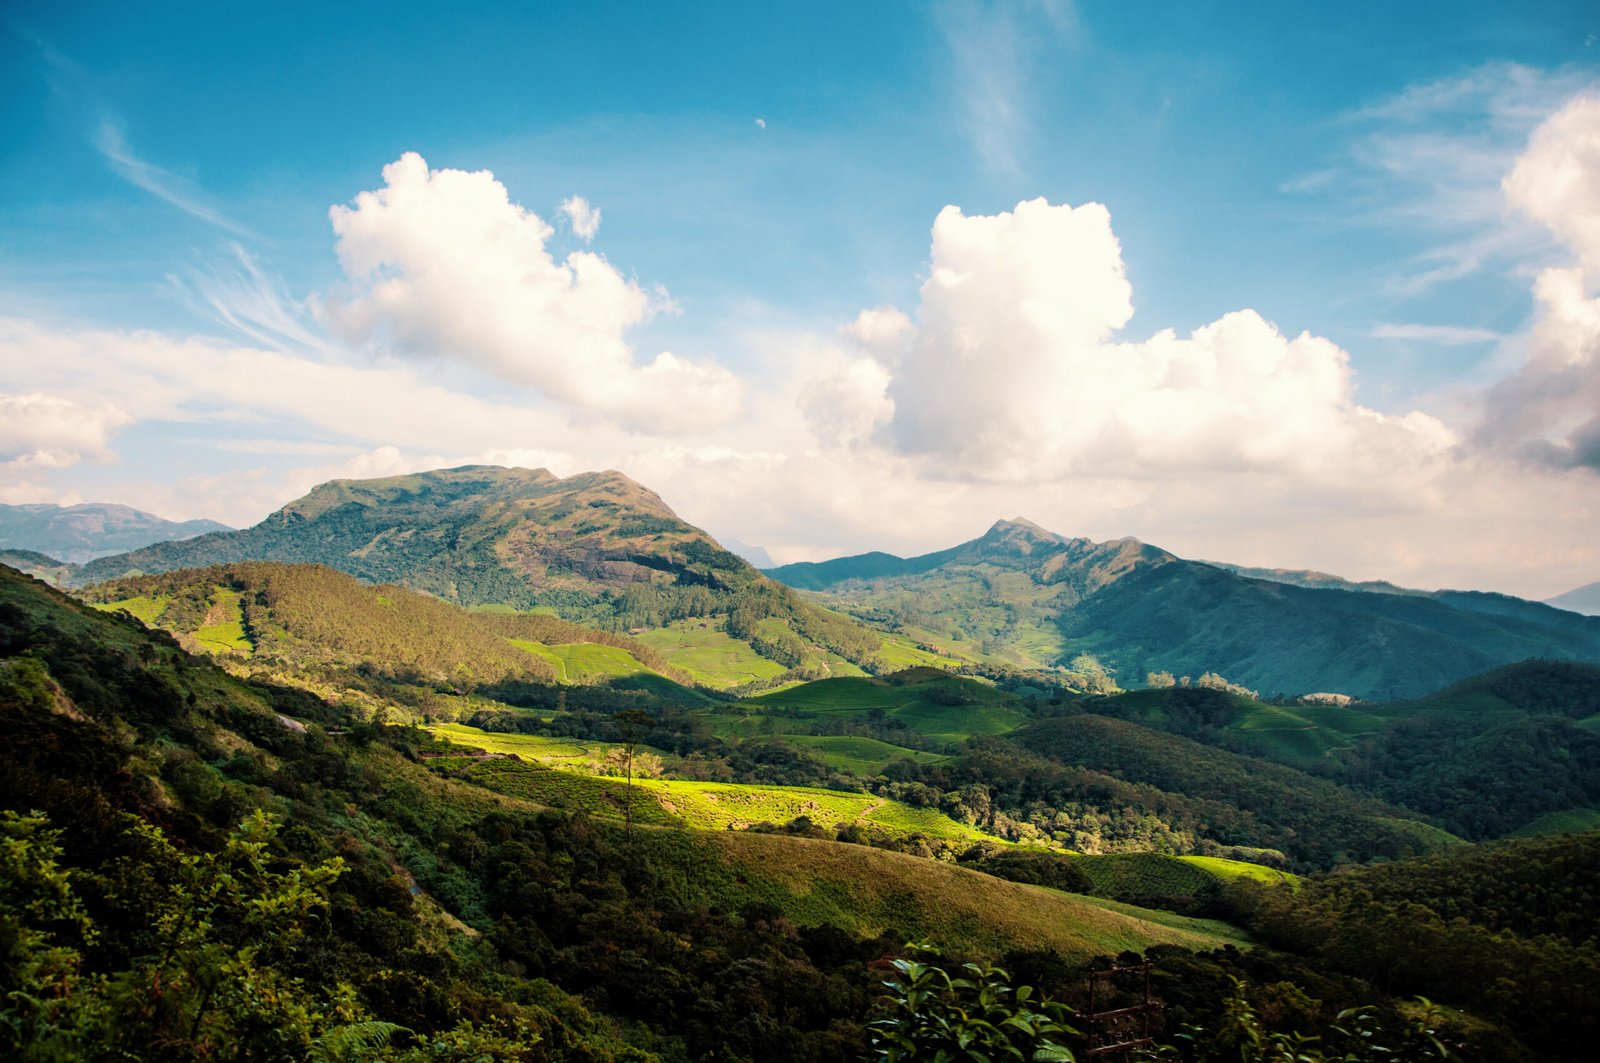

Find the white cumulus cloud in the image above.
[
  {"left": 1481, "top": 95, "right": 1600, "bottom": 469},
  {"left": 559, "top": 195, "right": 601, "bottom": 241},
  {"left": 0, "top": 392, "right": 130, "bottom": 468},
  {"left": 878, "top": 197, "right": 1453, "bottom": 482},
  {"left": 319, "top": 152, "right": 742, "bottom": 434}
]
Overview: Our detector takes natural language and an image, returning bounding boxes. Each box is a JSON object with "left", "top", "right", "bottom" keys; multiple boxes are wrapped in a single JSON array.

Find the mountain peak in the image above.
[{"left": 985, "top": 517, "right": 1067, "bottom": 543}]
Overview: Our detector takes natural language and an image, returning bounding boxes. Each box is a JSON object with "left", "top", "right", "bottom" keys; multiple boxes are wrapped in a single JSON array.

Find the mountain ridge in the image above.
[{"left": 766, "top": 519, "right": 1600, "bottom": 700}]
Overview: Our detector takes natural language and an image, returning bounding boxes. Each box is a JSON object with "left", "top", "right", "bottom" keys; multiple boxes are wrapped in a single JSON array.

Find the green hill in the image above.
[
  {"left": 1322, "top": 660, "right": 1600, "bottom": 839},
  {"left": 1010, "top": 714, "right": 1463, "bottom": 868},
  {"left": 81, "top": 560, "right": 704, "bottom": 702},
  {"left": 693, "top": 831, "right": 1249, "bottom": 961},
  {"left": 73, "top": 465, "right": 898, "bottom": 684},
  {"left": 767, "top": 517, "right": 1600, "bottom": 700},
  {"left": 1082, "top": 686, "right": 1391, "bottom": 767}
]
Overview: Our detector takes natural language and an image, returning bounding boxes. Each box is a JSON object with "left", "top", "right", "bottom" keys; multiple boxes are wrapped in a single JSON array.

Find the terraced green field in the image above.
[
  {"left": 783, "top": 735, "right": 948, "bottom": 775},
  {"left": 1507, "top": 807, "right": 1600, "bottom": 837},
  {"left": 746, "top": 672, "right": 1029, "bottom": 745},
  {"left": 637, "top": 778, "right": 993, "bottom": 843},
  {"left": 195, "top": 588, "right": 251, "bottom": 653},
  {"left": 457, "top": 759, "right": 682, "bottom": 825},
  {"left": 508, "top": 639, "right": 651, "bottom": 681},
  {"left": 92, "top": 594, "right": 170, "bottom": 625},
  {"left": 868, "top": 633, "right": 967, "bottom": 671},
  {"left": 427, "top": 723, "right": 597, "bottom": 762},
  {"left": 1070, "top": 851, "right": 1296, "bottom": 900},
  {"left": 1179, "top": 855, "right": 1297, "bottom": 884},
  {"left": 634, "top": 619, "right": 789, "bottom": 688},
  {"left": 429, "top": 722, "right": 992, "bottom": 843}
]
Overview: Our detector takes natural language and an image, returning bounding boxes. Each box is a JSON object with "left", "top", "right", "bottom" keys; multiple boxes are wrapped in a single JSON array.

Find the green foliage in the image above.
[
  {"left": 1228, "top": 833, "right": 1600, "bottom": 1061},
  {"left": 1160, "top": 978, "right": 1456, "bottom": 1062},
  {"left": 1011, "top": 716, "right": 1461, "bottom": 868},
  {"left": 868, "top": 944, "right": 1076, "bottom": 1062}
]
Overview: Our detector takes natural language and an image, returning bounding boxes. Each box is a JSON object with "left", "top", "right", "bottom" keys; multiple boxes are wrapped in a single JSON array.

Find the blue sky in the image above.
[{"left": 2, "top": 1, "right": 1599, "bottom": 596}]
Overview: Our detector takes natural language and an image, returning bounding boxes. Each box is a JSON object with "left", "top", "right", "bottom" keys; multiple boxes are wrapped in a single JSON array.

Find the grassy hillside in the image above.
[
  {"left": 426, "top": 720, "right": 991, "bottom": 844},
  {"left": 82, "top": 561, "right": 704, "bottom": 701},
  {"left": 694, "top": 831, "right": 1250, "bottom": 961},
  {"left": 1083, "top": 686, "right": 1391, "bottom": 767},
  {"left": 744, "top": 668, "right": 1030, "bottom": 745}
]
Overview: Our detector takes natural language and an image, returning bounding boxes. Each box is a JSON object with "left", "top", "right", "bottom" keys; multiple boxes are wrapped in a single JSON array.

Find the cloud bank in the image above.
[
  {"left": 1482, "top": 95, "right": 1600, "bottom": 469},
  {"left": 0, "top": 392, "right": 130, "bottom": 468},
  {"left": 874, "top": 197, "right": 1455, "bottom": 484}
]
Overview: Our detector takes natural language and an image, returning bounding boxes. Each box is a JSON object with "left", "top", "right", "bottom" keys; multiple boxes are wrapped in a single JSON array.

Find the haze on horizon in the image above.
[{"left": 2, "top": 0, "right": 1599, "bottom": 599}]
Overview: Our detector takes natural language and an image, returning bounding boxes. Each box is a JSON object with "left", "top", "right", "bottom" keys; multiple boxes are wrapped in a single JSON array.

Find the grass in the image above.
[
  {"left": 635, "top": 778, "right": 994, "bottom": 843},
  {"left": 634, "top": 619, "right": 789, "bottom": 688},
  {"left": 782, "top": 735, "right": 948, "bottom": 775},
  {"left": 92, "top": 594, "right": 170, "bottom": 625},
  {"left": 1178, "top": 855, "right": 1297, "bottom": 885},
  {"left": 740, "top": 672, "right": 1030, "bottom": 746},
  {"left": 427, "top": 723, "right": 595, "bottom": 762},
  {"left": 1070, "top": 852, "right": 1296, "bottom": 902},
  {"left": 687, "top": 831, "right": 1250, "bottom": 962},
  {"left": 1506, "top": 807, "right": 1600, "bottom": 838},
  {"left": 869, "top": 632, "right": 967, "bottom": 671},
  {"left": 457, "top": 759, "right": 682, "bottom": 825},
  {"left": 429, "top": 722, "right": 1003, "bottom": 844},
  {"left": 194, "top": 588, "right": 252, "bottom": 654},
  {"left": 508, "top": 639, "right": 652, "bottom": 682}
]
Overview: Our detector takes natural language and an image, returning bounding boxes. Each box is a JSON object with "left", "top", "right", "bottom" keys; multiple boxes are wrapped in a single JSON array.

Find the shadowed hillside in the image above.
[{"left": 768, "top": 517, "right": 1600, "bottom": 700}]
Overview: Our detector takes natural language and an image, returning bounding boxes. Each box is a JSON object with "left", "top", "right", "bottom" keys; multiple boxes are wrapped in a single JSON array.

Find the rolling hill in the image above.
[{"left": 766, "top": 517, "right": 1600, "bottom": 700}]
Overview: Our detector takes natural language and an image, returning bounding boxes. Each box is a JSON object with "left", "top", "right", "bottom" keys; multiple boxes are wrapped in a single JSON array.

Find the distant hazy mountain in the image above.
[
  {"left": 1547, "top": 581, "right": 1600, "bottom": 616},
  {"left": 1200, "top": 560, "right": 1417, "bottom": 596},
  {"left": 0, "top": 548, "right": 76, "bottom": 586},
  {"left": 766, "top": 518, "right": 1600, "bottom": 700},
  {"left": 0, "top": 502, "right": 229, "bottom": 564},
  {"left": 720, "top": 536, "right": 775, "bottom": 568}
]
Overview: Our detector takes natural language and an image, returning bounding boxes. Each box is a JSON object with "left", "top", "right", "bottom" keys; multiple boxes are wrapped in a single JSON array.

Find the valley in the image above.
[{"left": 4, "top": 465, "right": 1600, "bottom": 1060}]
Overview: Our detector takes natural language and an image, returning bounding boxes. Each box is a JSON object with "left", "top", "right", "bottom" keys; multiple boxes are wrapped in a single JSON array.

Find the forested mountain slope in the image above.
[
  {"left": 767, "top": 518, "right": 1600, "bottom": 699},
  {"left": 0, "top": 562, "right": 1264, "bottom": 1060},
  {"left": 71, "top": 466, "right": 908, "bottom": 684},
  {"left": 81, "top": 560, "right": 701, "bottom": 696}
]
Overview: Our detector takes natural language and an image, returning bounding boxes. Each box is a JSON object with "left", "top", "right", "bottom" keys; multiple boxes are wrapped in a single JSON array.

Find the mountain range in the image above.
[
  {"left": 30, "top": 465, "right": 1600, "bottom": 700},
  {"left": 766, "top": 517, "right": 1600, "bottom": 700},
  {"left": 0, "top": 501, "right": 229, "bottom": 564}
]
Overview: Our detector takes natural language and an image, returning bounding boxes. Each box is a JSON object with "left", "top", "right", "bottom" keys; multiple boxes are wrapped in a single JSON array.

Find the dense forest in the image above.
[{"left": 6, "top": 560, "right": 1600, "bottom": 1060}]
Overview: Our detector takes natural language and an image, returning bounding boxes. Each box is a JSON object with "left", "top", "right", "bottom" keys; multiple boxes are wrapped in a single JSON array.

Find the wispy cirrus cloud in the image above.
[
  {"left": 1368, "top": 323, "right": 1503, "bottom": 345},
  {"left": 94, "top": 121, "right": 254, "bottom": 236},
  {"left": 935, "top": 0, "right": 1077, "bottom": 177},
  {"left": 1336, "top": 63, "right": 1599, "bottom": 296}
]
